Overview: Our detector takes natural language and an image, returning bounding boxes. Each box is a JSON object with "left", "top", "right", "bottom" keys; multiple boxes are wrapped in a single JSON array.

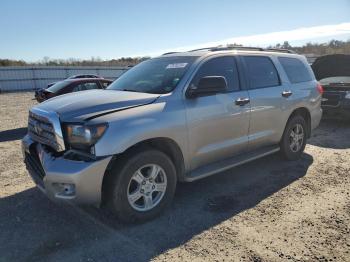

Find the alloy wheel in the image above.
[
  {"left": 289, "top": 123, "right": 304, "bottom": 153},
  {"left": 127, "top": 164, "right": 167, "bottom": 212}
]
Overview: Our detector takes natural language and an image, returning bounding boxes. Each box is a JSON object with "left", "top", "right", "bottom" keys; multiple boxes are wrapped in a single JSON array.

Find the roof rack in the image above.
[
  {"left": 189, "top": 46, "right": 296, "bottom": 54},
  {"left": 162, "top": 46, "right": 297, "bottom": 56},
  {"left": 188, "top": 47, "right": 217, "bottom": 52},
  {"left": 162, "top": 52, "right": 180, "bottom": 55},
  {"left": 264, "top": 48, "right": 296, "bottom": 54},
  {"left": 212, "top": 46, "right": 265, "bottom": 52}
]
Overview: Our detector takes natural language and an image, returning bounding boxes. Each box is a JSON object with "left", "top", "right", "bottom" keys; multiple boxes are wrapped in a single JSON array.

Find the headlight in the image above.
[
  {"left": 65, "top": 123, "right": 108, "bottom": 150},
  {"left": 345, "top": 91, "right": 350, "bottom": 99}
]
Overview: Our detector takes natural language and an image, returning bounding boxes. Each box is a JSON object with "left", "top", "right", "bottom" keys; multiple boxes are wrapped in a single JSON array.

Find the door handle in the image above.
[
  {"left": 282, "top": 90, "right": 292, "bottom": 98},
  {"left": 235, "top": 97, "right": 250, "bottom": 106}
]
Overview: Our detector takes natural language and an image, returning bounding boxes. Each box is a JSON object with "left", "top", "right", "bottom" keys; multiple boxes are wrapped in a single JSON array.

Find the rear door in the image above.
[
  {"left": 185, "top": 55, "right": 251, "bottom": 170},
  {"left": 241, "top": 55, "right": 285, "bottom": 151}
]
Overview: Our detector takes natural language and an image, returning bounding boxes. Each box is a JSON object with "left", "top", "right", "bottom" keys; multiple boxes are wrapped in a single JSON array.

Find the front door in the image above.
[{"left": 185, "top": 56, "right": 251, "bottom": 170}]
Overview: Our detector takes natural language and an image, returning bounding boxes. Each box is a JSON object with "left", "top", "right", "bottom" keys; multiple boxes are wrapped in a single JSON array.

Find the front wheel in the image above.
[
  {"left": 280, "top": 115, "right": 307, "bottom": 160},
  {"left": 107, "top": 149, "right": 177, "bottom": 223}
]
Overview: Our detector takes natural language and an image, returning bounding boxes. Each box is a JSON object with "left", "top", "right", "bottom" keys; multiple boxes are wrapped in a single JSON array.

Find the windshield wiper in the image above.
[
  {"left": 115, "top": 88, "right": 160, "bottom": 94},
  {"left": 120, "top": 89, "right": 140, "bottom": 92}
]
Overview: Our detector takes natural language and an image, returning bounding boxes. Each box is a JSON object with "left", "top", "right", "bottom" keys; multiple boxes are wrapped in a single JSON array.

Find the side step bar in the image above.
[{"left": 185, "top": 146, "right": 280, "bottom": 182}]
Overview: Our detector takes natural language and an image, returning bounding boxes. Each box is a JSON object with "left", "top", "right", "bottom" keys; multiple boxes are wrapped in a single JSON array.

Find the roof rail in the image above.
[
  {"left": 211, "top": 46, "right": 265, "bottom": 52},
  {"left": 188, "top": 46, "right": 263, "bottom": 52},
  {"left": 209, "top": 46, "right": 297, "bottom": 53},
  {"left": 264, "top": 48, "right": 296, "bottom": 54},
  {"left": 188, "top": 47, "right": 217, "bottom": 52},
  {"left": 162, "top": 46, "right": 297, "bottom": 55},
  {"left": 162, "top": 52, "right": 180, "bottom": 55}
]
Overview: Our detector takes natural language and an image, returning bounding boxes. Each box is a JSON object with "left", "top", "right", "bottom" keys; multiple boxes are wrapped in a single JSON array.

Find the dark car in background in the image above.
[
  {"left": 35, "top": 78, "right": 112, "bottom": 102},
  {"left": 67, "top": 74, "right": 102, "bottom": 79},
  {"left": 312, "top": 54, "right": 350, "bottom": 119},
  {"left": 47, "top": 74, "right": 103, "bottom": 88}
]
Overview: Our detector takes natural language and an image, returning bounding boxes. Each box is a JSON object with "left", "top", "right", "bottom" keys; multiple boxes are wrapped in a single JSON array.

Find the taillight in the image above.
[{"left": 316, "top": 83, "right": 324, "bottom": 94}]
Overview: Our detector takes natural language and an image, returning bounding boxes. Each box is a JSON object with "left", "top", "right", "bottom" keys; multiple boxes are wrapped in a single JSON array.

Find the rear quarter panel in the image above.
[{"left": 272, "top": 55, "right": 322, "bottom": 137}]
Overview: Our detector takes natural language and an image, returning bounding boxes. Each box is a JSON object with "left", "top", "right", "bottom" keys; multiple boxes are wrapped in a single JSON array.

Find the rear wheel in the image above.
[
  {"left": 107, "top": 149, "right": 177, "bottom": 223},
  {"left": 280, "top": 115, "right": 307, "bottom": 160}
]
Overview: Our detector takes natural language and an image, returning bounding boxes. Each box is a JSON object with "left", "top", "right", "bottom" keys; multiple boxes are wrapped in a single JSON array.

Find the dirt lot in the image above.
[{"left": 0, "top": 92, "right": 349, "bottom": 262}]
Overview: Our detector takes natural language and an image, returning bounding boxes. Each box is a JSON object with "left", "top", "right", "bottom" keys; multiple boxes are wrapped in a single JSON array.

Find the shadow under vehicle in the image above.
[{"left": 0, "top": 152, "right": 313, "bottom": 261}]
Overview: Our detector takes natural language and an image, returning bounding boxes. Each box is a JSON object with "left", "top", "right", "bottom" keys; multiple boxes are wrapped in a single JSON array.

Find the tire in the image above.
[
  {"left": 107, "top": 149, "right": 177, "bottom": 223},
  {"left": 280, "top": 115, "right": 307, "bottom": 161}
]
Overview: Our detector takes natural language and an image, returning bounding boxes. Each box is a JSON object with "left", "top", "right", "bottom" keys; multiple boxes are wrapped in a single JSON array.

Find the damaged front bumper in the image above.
[{"left": 22, "top": 135, "right": 112, "bottom": 206}]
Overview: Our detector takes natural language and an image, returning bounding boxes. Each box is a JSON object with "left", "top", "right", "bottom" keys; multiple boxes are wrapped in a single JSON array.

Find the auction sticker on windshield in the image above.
[{"left": 166, "top": 63, "right": 188, "bottom": 69}]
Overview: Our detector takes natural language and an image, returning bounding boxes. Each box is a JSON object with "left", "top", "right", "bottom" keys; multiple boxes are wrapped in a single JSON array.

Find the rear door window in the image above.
[
  {"left": 100, "top": 81, "right": 111, "bottom": 89},
  {"left": 72, "top": 82, "right": 99, "bottom": 92},
  {"left": 72, "top": 83, "right": 87, "bottom": 92},
  {"left": 84, "top": 82, "right": 100, "bottom": 90},
  {"left": 243, "top": 56, "right": 280, "bottom": 89},
  {"left": 278, "top": 57, "right": 312, "bottom": 83}
]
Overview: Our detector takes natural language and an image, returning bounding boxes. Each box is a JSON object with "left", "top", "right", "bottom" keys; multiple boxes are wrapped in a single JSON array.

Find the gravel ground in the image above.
[{"left": 0, "top": 92, "right": 349, "bottom": 262}]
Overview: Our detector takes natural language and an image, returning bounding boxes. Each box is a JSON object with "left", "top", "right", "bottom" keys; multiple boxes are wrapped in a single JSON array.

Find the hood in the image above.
[
  {"left": 312, "top": 54, "right": 350, "bottom": 81},
  {"left": 35, "top": 89, "right": 160, "bottom": 122}
]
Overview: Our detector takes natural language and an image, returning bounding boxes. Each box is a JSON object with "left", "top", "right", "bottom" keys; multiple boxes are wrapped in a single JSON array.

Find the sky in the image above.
[{"left": 0, "top": 0, "right": 349, "bottom": 61}]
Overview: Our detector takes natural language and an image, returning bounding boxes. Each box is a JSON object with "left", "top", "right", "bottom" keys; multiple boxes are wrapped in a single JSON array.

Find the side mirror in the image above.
[{"left": 187, "top": 76, "right": 227, "bottom": 98}]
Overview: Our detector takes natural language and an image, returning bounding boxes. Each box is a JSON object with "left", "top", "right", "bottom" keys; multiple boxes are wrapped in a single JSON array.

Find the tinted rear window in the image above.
[
  {"left": 279, "top": 57, "right": 312, "bottom": 83},
  {"left": 243, "top": 56, "right": 280, "bottom": 89}
]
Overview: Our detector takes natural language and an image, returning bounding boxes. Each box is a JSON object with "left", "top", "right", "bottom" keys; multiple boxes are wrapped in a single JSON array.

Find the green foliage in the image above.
[
  {"left": 268, "top": 40, "right": 350, "bottom": 55},
  {"left": 0, "top": 59, "right": 27, "bottom": 66},
  {"left": 0, "top": 56, "right": 150, "bottom": 67}
]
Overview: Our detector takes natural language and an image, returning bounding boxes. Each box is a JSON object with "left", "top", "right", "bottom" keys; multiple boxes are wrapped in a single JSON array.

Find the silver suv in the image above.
[{"left": 22, "top": 47, "right": 322, "bottom": 222}]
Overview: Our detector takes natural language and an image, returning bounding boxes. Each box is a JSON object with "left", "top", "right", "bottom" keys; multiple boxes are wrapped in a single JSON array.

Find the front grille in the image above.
[
  {"left": 28, "top": 111, "right": 60, "bottom": 151},
  {"left": 322, "top": 92, "right": 341, "bottom": 107},
  {"left": 25, "top": 151, "right": 45, "bottom": 188}
]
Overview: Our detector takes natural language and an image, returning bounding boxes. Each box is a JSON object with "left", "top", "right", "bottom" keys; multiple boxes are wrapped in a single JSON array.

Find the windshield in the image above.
[
  {"left": 319, "top": 76, "right": 350, "bottom": 85},
  {"left": 107, "top": 56, "right": 197, "bottom": 94},
  {"left": 46, "top": 81, "right": 70, "bottom": 93}
]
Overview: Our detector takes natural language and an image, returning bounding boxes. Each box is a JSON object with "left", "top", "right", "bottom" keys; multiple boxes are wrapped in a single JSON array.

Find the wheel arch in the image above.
[
  {"left": 101, "top": 137, "right": 186, "bottom": 206},
  {"left": 286, "top": 107, "right": 311, "bottom": 138}
]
